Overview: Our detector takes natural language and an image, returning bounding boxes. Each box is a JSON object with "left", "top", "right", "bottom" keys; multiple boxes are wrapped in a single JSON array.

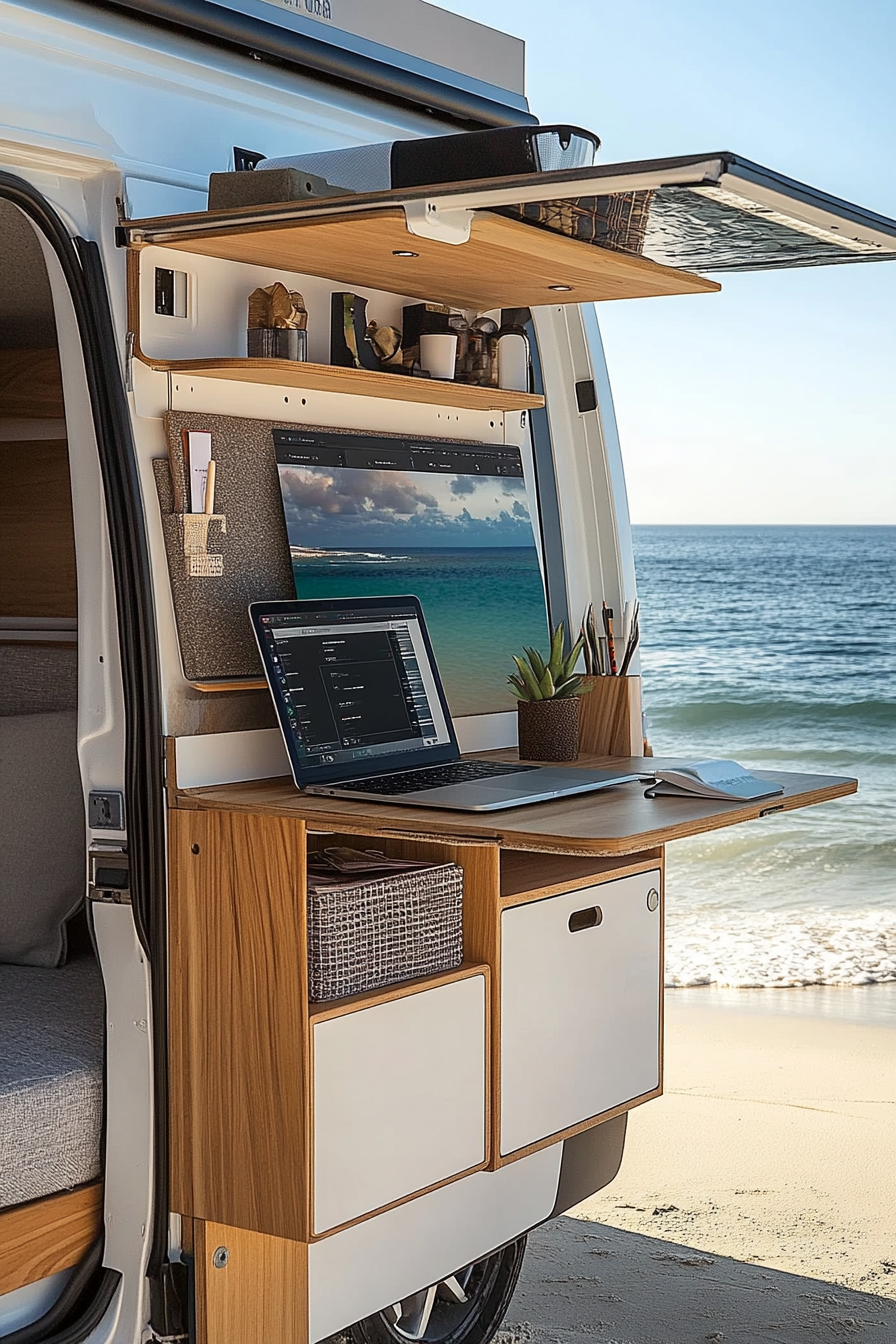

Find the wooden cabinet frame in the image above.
[
  {"left": 168, "top": 807, "right": 663, "bottom": 1241},
  {"left": 167, "top": 755, "right": 855, "bottom": 1343}
]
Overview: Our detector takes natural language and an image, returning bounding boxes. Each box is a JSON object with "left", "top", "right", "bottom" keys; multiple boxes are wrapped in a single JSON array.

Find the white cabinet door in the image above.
[
  {"left": 500, "top": 871, "right": 661, "bottom": 1157},
  {"left": 313, "top": 975, "right": 487, "bottom": 1234}
]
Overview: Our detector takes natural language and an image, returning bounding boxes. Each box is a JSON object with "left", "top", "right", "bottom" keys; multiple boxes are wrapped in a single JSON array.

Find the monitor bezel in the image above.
[{"left": 249, "top": 594, "right": 461, "bottom": 789}]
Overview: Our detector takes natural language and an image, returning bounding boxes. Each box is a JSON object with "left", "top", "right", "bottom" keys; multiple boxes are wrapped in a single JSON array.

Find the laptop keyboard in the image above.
[{"left": 334, "top": 760, "right": 539, "bottom": 796}]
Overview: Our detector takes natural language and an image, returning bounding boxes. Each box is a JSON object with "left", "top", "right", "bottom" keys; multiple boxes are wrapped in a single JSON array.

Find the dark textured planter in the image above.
[
  {"left": 517, "top": 696, "right": 581, "bottom": 762},
  {"left": 247, "top": 327, "right": 307, "bottom": 360}
]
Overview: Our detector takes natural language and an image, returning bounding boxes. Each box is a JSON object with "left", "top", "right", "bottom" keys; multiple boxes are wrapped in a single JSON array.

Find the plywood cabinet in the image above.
[
  {"left": 499, "top": 871, "right": 662, "bottom": 1157},
  {"left": 168, "top": 795, "right": 665, "bottom": 1343}
]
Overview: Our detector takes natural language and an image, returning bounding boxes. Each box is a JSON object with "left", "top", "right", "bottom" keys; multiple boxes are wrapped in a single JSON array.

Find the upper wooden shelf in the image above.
[
  {"left": 126, "top": 205, "right": 720, "bottom": 311},
  {"left": 142, "top": 355, "right": 544, "bottom": 412}
]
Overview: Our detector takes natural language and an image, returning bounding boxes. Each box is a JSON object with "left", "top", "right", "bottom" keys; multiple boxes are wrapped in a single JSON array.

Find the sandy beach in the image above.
[{"left": 503, "top": 989, "right": 896, "bottom": 1344}]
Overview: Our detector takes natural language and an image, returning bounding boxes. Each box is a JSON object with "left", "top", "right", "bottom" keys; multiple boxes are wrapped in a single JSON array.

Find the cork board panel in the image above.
[{"left": 156, "top": 411, "right": 295, "bottom": 681}]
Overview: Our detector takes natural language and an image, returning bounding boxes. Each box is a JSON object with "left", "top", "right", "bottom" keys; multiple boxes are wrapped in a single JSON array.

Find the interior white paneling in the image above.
[
  {"left": 532, "top": 303, "right": 637, "bottom": 657},
  {"left": 91, "top": 902, "right": 154, "bottom": 1343},
  {"left": 166, "top": 369, "right": 508, "bottom": 443},
  {"left": 454, "top": 710, "right": 518, "bottom": 753},
  {"left": 308, "top": 1144, "right": 561, "bottom": 1342},
  {"left": 35, "top": 221, "right": 129, "bottom": 833},
  {"left": 313, "top": 977, "right": 486, "bottom": 1233},
  {"left": 172, "top": 727, "right": 289, "bottom": 788},
  {"left": 124, "top": 178, "right": 207, "bottom": 220}
]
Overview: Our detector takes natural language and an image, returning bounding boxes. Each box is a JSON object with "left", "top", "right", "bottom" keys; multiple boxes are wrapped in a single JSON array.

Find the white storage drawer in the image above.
[
  {"left": 313, "top": 974, "right": 487, "bottom": 1234},
  {"left": 500, "top": 870, "right": 661, "bottom": 1157}
]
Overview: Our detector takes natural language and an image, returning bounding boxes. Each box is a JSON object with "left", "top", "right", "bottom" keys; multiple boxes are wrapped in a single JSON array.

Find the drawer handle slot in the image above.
[{"left": 568, "top": 905, "right": 602, "bottom": 933}]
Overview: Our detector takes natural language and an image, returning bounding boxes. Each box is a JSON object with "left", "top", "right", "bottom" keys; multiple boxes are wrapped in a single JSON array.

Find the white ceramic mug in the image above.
[
  {"left": 420, "top": 332, "right": 458, "bottom": 380},
  {"left": 497, "top": 332, "right": 529, "bottom": 391}
]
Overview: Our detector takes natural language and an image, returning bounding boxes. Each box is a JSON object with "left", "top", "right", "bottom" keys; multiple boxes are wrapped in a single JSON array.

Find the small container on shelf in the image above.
[
  {"left": 496, "top": 308, "right": 531, "bottom": 392},
  {"left": 419, "top": 331, "right": 458, "bottom": 380},
  {"left": 247, "top": 281, "right": 307, "bottom": 360},
  {"left": 247, "top": 327, "right": 307, "bottom": 361}
]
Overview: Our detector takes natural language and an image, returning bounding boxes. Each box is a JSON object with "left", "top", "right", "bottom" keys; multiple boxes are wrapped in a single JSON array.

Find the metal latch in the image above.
[{"left": 89, "top": 847, "right": 131, "bottom": 904}]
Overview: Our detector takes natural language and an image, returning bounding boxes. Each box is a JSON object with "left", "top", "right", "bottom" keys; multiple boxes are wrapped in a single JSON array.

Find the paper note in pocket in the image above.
[{"left": 183, "top": 430, "right": 213, "bottom": 512}]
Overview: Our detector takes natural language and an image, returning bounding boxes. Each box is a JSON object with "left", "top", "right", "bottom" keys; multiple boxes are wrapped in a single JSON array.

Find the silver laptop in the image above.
[{"left": 250, "top": 595, "right": 643, "bottom": 813}]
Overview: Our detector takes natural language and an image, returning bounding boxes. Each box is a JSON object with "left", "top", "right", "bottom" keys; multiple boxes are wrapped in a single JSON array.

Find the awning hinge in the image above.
[{"left": 403, "top": 200, "right": 473, "bottom": 246}]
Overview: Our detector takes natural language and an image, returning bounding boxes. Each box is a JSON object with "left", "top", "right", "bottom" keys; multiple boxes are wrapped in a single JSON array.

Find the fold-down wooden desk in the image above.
[
  {"left": 166, "top": 752, "right": 855, "bottom": 1341},
  {"left": 169, "top": 751, "right": 856, "bottom": 856}
]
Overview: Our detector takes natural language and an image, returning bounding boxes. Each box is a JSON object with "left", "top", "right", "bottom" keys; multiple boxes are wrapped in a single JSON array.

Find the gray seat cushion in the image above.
[
  {"left": 0, "top": 646, "right": 77, "bottom": 716},
  {"left": 0, "top": 955, "right": 104, "bottom": 1209},
  {"left": 0, "top": 710, "right": 85, "bottom": 966}
]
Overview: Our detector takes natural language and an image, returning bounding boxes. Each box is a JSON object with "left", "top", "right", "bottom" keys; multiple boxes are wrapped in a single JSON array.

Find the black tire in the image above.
[{"left": 349, "top": 1236, "right": 527, "bottom": 1344}]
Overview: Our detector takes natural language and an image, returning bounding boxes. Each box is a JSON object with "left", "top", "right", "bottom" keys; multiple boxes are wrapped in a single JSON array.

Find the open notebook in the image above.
[{"left": 644, "top": 760, "right": 784, "bottom": 802}]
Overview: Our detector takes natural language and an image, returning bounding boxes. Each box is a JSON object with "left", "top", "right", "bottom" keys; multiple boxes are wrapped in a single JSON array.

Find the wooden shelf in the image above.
[
  {"left": 308, "top": 960, "right": 489, "bottom": 1024},
  {"left": 127, "top": 206, "right": 720, "bottom": 312},
  {"left": 499, "top": 848, "right": 662, "bottom": 906},
  {"left": 143, "top": 355, "right": 544, "bottom": 412}
]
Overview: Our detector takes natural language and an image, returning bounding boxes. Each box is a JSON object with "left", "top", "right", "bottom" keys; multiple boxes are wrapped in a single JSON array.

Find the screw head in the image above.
[
  {"left": 647, "top": 888, "right": 660, "bottom": 912},
  {"left": 212, "top": 1246, "right": 229, "bottom": 1269}
]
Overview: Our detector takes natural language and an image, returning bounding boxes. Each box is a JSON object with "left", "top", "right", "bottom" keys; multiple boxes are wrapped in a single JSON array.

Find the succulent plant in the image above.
[{"left": 508, "top": 622, "right": 593, "bottom": 702}]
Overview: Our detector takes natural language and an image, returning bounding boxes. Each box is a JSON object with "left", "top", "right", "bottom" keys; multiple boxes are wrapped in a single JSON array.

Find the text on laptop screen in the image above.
[
  {"left": 273, "top": 428, "right": 548, "bottom": 718},
  {"left": 256, "top": 604, "right": 452, "bottom": 772}
]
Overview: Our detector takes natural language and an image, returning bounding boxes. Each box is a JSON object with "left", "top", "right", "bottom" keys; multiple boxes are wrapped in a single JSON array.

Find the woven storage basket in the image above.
[{"left": 307, "top": 860, "right": 464, "bottom": 1002}]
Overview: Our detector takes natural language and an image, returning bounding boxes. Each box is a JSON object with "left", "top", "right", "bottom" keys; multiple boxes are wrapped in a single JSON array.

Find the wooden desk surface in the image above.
[{"left": 171, "top": 753, "right": 857, "bottom": 858}]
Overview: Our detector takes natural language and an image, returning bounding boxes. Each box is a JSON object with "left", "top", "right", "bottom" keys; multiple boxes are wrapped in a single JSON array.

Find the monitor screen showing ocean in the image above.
[{"left": 277, "top": 458, "right": 548, "bottom": 717}]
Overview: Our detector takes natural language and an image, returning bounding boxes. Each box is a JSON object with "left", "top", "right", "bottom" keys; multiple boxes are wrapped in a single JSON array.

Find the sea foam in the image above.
[{"left": 665, "top": 907, "right": 896, "bottom": 989}]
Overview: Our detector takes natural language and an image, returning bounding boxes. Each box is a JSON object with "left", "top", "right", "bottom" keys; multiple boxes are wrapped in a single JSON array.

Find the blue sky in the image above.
[{"left": 441, "top": 0, "right": 896, "bottom": 523}]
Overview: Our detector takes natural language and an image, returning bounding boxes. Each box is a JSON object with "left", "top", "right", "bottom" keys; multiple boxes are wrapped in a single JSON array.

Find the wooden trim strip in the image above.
[
  {"left": 0, "top": 1182, "right": 103, "bottom": 1295},
  {"left": 308, "top": 960, "right": 489, "bottom": 1024}
]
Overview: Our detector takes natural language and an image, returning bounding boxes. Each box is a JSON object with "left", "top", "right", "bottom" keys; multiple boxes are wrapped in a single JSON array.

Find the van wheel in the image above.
[{"left": 349, "top": 1237, "right": 527, "bottom": 1344}]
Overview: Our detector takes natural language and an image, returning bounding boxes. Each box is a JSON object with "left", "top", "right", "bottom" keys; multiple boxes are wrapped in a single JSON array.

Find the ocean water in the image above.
[
  {"left": 633, "top": 525, "right": 896, "bottom": 990},
  {"left": 293, "top": 546, "right": 548, "bottom": 718}
]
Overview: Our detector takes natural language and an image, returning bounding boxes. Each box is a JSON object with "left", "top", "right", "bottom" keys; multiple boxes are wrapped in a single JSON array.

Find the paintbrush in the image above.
[
  {"left": 619, "top": 600, "right": 640, "bottom": 677},
  {"left": 602, "top": 601, "right": 618, "bottom": 675}
]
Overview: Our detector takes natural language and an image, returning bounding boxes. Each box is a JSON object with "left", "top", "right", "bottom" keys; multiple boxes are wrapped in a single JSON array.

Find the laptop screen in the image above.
[{"left": 251, "top": 596, "right": 458, "bottom": 788}]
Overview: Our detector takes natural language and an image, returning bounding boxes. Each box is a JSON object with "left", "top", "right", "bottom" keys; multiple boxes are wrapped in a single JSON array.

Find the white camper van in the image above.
[{"left": 1, "top": 3, "right": 892, "bottom": 1342}]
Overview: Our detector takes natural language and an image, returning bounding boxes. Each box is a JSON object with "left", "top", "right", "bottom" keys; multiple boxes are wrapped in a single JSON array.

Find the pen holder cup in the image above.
[
  {"left": 577, "top": 675, "right": 643, "bottom": 757},
  {"left": 181, "top": 512, "right": 227, "bottom": 577}
]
